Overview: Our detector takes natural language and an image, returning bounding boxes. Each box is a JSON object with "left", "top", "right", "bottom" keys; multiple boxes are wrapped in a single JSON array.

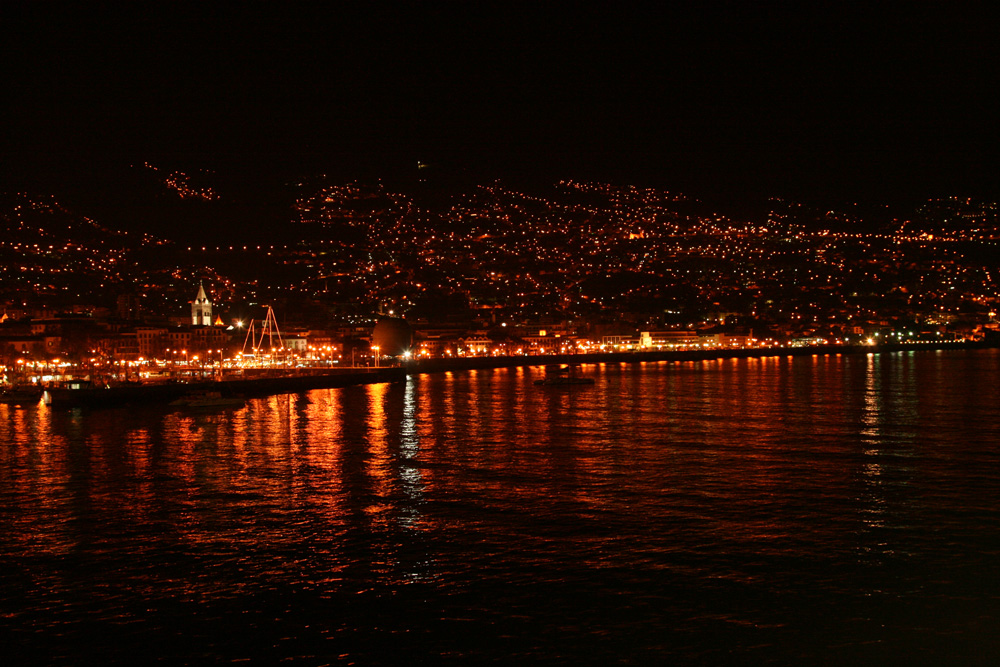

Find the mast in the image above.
[
  {"left": 241, "top": 319, "right": 257, "bottom": 358},
  {"left": 240, "top": 306, "right": 284, "bottom": 365},
  {"left": 258, "top": 305, "right": 284, "bottom": 353}
]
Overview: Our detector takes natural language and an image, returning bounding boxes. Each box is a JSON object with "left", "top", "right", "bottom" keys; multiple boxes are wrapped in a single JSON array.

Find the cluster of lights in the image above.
[{"left": 3, "top": 177, "right": 999, "bottom": 375}]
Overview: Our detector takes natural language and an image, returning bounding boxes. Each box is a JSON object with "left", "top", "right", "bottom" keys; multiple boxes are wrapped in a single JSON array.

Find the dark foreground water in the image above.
[{"left": 3, "top": 349, "right": 1000, "bottom": 665}]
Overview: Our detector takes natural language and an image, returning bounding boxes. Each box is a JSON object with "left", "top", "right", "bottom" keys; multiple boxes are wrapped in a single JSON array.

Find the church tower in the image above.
[{"left": 191, "top": 281, "right": 213, "bottom": 326}]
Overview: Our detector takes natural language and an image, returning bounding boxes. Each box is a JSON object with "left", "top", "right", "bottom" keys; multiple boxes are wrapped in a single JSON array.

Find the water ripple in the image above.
[{"left": 3, "top": 350, "right": 1000, "bottom": 664}]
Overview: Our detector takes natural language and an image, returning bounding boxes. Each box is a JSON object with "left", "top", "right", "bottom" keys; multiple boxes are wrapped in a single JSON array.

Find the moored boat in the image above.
[
  {"left": 534, "top": 375, "right": 595, "bottom": 386},
  {"left": 169, "top": 390, "right": 245, "bottom": 408},
  {"left": 0, "top": 386, "right": 44, "bottom": 405},
  {"left": 43, "top": 379, "right": 190, "bottom": 408},
  {"left": 42, "top": 368, "right": 407, "bottom": 408}
]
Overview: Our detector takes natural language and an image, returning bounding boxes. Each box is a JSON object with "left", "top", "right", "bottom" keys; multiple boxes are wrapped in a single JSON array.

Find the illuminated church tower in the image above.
[{"left": 191, "top": 281, "right": 213, "bottom": 326}]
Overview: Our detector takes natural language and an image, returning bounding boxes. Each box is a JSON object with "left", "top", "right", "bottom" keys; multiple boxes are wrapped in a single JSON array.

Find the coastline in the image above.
[
  {"left": 36, "top": 340, "right": 989, "bottom": 408},
  {"left": 404, "top": 340, "right": 986, "bottom": 375}
]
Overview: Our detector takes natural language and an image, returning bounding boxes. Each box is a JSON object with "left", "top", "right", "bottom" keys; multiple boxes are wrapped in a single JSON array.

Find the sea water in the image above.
[{"left": 3, "top": 349, "right": 1000, "bottom": 665}]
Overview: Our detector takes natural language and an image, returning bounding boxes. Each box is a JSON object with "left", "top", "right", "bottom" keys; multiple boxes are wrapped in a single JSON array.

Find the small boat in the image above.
[
  {"left": 534, "top": 375, "right": 595, "bottom": 386},
  {"left": 169, "top": 390, "right": 245, "bottom": 408},
  {"left": 534, "top": 364, "right": 594, "bottom": 386}
]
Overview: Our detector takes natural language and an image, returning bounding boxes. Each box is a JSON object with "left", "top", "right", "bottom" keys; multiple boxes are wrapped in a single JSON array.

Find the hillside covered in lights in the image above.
[{"left": 3, "top": 169, "right": 1000, "bottom": 348}]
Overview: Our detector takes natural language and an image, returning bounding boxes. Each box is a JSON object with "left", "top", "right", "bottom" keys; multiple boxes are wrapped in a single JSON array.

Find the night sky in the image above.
[{"left": 4, "top": 2, "right": 999, "bottom": 210}]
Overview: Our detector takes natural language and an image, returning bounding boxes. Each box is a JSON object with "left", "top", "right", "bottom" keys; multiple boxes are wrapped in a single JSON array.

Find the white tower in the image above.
[{"left": 191, "top": 281, "right": 213, "bottom": 326}]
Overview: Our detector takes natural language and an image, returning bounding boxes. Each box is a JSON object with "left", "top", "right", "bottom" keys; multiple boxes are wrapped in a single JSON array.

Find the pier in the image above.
[{"left": 30, "top": 340, "right": 986, "bottom": 409}]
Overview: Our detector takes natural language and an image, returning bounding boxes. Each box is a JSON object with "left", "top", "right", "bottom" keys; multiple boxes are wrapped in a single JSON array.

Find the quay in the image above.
[
  {"left": 34, "top": 340, "right": 985, "bottom": 409},
  {"left": 404, "top": 340, "right": 982, "bottom": 375}
]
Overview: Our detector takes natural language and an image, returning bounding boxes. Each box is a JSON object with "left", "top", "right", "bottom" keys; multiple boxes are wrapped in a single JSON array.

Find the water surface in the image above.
[{"left": 3, "top": 349, "right": 1000, "bottom": 665}]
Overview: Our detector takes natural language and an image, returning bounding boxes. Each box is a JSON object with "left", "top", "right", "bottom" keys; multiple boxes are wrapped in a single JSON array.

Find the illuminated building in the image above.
[{"left": 191, "top": 281, "right": 213, "bottom": 326}]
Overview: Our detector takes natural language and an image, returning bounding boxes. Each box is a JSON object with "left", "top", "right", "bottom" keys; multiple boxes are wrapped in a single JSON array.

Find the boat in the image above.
[
  {"left": 0, "top": 386, "right": 44, "bottom": 405},
  {"left": 534, "top": 364, "right": 594, "bottom": 386},
  {"left": 42, "top": 368, "right": 406, "bottom": 408},
  {"left": 169, "top": 390, "right": 245, "bottom": 408},
  {"left": 44, "top": 379, "right": 189, "bottom": 408},
  {"left": 534, "top": 374, "right": 595, "bottom": 386}
]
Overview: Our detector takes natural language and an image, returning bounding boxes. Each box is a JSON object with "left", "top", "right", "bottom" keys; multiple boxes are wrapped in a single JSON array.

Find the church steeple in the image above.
[{"left": 191, "top": 281, "right": 213, "bottom": 326}]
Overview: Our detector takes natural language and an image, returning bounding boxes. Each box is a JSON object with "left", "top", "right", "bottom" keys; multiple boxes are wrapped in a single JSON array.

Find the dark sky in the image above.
[{"left": 3, "top": 2, "right": 999, "bottom": 205}]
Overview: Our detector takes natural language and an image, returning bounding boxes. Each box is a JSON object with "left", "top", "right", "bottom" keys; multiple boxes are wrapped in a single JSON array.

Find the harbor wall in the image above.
[
  {"left": 404, "top": 341, "right": 984, "bottom": 375},
  {"left": 41, "top": 341, "right": 986, "bottom": 408}
]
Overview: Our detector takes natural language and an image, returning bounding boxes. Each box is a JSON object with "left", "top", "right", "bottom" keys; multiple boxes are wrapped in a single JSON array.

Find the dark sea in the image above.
[{"left": 4, "top": 349, "right": 1000, "bottom": 666}]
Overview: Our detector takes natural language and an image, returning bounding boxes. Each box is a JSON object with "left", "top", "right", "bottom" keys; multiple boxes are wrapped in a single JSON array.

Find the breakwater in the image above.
[
  {"left": 39, "top": 341, "right": 983, "bottom": 408},
  {"left": 404, "top": 340, "right": 982, "bottom": 375}
]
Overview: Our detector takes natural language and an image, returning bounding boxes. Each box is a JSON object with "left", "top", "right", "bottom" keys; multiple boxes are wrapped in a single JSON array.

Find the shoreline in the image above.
[
  {"left": 403, "top": 340, "right": 987, "bottom": 375},
  {"left": 33, "top": 340, "right": 990, "bottom": 408}
]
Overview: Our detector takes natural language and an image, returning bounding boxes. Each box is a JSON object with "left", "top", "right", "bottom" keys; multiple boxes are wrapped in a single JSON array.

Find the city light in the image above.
[{"left": 1, "top": 181, "right": 995, "bottom": 393}]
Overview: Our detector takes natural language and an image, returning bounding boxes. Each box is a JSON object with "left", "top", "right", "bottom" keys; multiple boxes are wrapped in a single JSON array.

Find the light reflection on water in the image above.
[{"left": 3, "top": 349, "right": 1000, "bottom": 665}]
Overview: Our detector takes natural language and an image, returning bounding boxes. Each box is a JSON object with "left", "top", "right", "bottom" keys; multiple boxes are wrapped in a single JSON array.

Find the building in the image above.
[
  {"left": 460, "top": 334, "right": 492, "bottom": 355},
  {"left": 640, "top": 330, "right": 700, "bottom": 348},
  {"left": 94, "top": 332, "right": 140, "bottom": 361},
  {"left": 135, "top": 327, "right": 168, "bottom": 358},
  {"left": 166, "top": 326, "right": 231, "bottom": 356},
  {"left": 191, "top": 282, "right": 213, "bottom": 327}
]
